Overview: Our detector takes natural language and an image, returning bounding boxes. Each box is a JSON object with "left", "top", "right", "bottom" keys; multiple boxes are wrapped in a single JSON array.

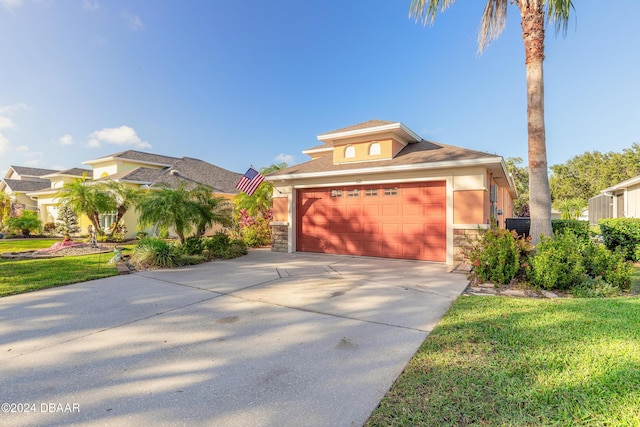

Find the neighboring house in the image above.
[
  {"left": 22, "top": 150, "right": 242, "bottom": 238},
  {"left": 267, "top": 120, "right": 517, "bottom": 265},
  {"left": 0, "top": 166, "right": 59, "bottom": 215},
  {"left": 589, "top": 175, "right": 640, "bottom": 226}
]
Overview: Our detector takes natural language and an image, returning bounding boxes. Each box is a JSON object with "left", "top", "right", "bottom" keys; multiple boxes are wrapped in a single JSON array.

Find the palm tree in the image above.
[
  {"left": 191, "top": 185, "right": 233, "bottom": 237},
  {"left": 57, "top": 176, "right": 115, "bottom": 234},
  {"left": 410, "top": 0, "right": 573, "bottom": 244},
  {"left": 103, "top": 180, "right": 142, "bottom": 236},
  {"left": 136, "top": 182, "right": 197, "bottom": 244}
]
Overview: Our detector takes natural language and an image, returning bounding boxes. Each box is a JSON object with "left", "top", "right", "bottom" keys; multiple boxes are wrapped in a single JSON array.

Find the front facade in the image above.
[{"left": 267, "top": 120, "right": 517, "bottom": 265}]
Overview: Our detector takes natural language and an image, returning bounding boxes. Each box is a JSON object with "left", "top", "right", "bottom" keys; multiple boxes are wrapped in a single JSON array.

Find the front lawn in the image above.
[
  {"left": 367, "top": 295, "right": 640, "bottom": 426},
  {"left": 0, "top": 239, "right": 119, "bottom": 296}
]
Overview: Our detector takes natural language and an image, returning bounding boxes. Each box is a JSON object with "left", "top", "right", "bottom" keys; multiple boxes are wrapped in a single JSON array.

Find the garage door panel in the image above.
[{"left": 297, "top": 182, "right": 446, "bottom": 262}]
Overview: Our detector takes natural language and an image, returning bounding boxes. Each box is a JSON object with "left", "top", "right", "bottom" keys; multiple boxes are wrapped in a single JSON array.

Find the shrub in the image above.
[
  {"left": 529, "top": 232, "right": 585, "bottom": 290},
  {"left": 131, "top": 238, "right": 178, "bottom": 268},
  {"left": 552, "top": 219, "right": 589, "bottom": 241},
  {"left": 181, "top": 236, "right": 204, "bottom": 256},
  {"left": 44, "top": 222, "right": 57, "bottom": 235},
  {"left": 599, "top": 218, "right": 640, "bottom": 261},
  {"left": 468, "top": 228, "right": 524, "bottom": 285},
  {"left": 202, "top": 232, "right": 248, "bottom": 259},
  {"left": 581, "top": 240, "right": 632, "bottom": 290},
  {"left": 6, "top": 211, "right": 42, "bottom": 237},
  {"left": 572, "top": 276, "right": 621, "bottom": 298}
]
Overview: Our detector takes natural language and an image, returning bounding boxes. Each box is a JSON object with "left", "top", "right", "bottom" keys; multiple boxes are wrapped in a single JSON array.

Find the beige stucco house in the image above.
[
  {"left": 13, "top": 150, "right": 242, "bottom": 239},
  {"left": 267, "top": 120, "right": 517, "bottom": 265},
  {"left": 589, "top": 175, "right": 640, "bottom": 225}
]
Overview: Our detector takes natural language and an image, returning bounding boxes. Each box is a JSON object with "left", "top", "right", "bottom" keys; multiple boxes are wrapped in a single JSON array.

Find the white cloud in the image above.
[
  {"left": 59, "top": 134, "right": 75, "bottom": 145},
  {"left": 123, "top": 11, "right": 145, "bottom": 31},
  {"left": 87, "top": 125, "right": 151, "bottom": 150},
  {"left": 274, "top": 153, "right": 295, "bottom": 165},
  {"left": 0, "top": 103, "right": 29, "bottom": 114},
  {"left": 0, "top": 0, "right": 23, "bottom": 10},
  {"left": 0, "top": 116, "right": 15, "bottom": 130},
  {"left": 81, "top": 0, "right": 99, "bottom": 11}
]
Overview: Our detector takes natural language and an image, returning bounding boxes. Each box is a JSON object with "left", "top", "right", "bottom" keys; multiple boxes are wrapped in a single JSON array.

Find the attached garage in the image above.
[
  {"left": 267, "top": 120, "right": 517, "bottom": 266},
  {"left": 296, "top": 182, "right": 446, "bottom": 261}
]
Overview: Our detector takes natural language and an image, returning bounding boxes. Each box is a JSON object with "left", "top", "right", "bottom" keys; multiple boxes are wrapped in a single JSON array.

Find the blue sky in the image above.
[{"left": 1, "top": 0, "right": 639, "bottom": 177}]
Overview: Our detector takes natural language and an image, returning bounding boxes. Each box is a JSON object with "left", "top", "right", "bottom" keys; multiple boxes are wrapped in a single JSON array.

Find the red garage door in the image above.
[{"left": 296, "top": 182, "right": 446, "bottom": 261}]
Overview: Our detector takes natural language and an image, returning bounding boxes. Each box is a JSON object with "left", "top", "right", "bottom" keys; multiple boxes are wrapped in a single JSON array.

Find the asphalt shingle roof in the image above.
[
  {"left": 269, "top": 140, "right": 501, "bottom": 177},
  {"left": 9, "top": 166, "right": 59, "bottom": 177},
  {"left": 2, "top": 179, "right": 52, "bottom": 192},
  {"left": 153, "top": 158, "right": 242, "bottom": 194},
  {"left": 322, "top": 120, "right": 396, "bottom": 135},
  {"left": 93, "top": 150, "right": 181, "bottom": 166}
]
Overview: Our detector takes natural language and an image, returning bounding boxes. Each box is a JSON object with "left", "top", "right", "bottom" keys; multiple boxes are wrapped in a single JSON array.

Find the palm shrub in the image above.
[
  {"left": 7, "top": 211, "right": 42, "bottom": 237},
  {"left": 468, "top": 228, "right": 528, "bottom": 285}
]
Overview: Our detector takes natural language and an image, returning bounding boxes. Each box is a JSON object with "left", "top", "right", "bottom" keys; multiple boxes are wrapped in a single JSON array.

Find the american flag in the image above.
[{"left": 235, "top": 167, "right": 265, "bottom": 196}]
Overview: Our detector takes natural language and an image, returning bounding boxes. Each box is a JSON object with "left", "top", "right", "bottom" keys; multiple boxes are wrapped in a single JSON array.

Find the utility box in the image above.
[{"left": 506, "top": 218, "right": 530, "bottom": 237}]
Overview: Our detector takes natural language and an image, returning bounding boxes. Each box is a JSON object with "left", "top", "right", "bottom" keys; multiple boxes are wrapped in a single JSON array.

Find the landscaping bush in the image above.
[
  {"left": 528, "top": 230, "right": 633, "bottom": 294},
  {"left": 181, "top": 236, "right": 204, "bottom": 256},
  {"left": 552, "top": 219, "right": 589, "bottom": 241},
  {"left": 6, "top": 211, "right": 42, "bottom": 237},
  {"left": 528, "top": 232, "right": 585, "bottom": 290},
  {"left": 203, "top": 231, "right": 248, "bottom": 259},
  {"left": 131, "top": 238, "right": 179, "bottom": 268},
  {"left": 468, "top": 228, "right": 531, "bottom": 285},
  {"left": 599, "top": 218, "right": 640, "bottom": 261}
]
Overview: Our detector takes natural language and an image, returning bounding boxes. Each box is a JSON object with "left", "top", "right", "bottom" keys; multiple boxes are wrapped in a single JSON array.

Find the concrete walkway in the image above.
[{"left": 0, "top": 249, "right": 469, "bottom": 427}]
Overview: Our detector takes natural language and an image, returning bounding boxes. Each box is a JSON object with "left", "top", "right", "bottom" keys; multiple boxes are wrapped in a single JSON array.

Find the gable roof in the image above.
[
  {"left": 323, "top": 120, "right": 396, "bottom": 135},
  {"left": 7, "top": 166, "right": 59, "bottom": 179},
  {"left": 1, "top": 178, "right": 52, "bottom": 192},
  {"left": 94, "top": 157, "right": 243, "bottom": 194},
  {"left": 83, "top": 150, "right": 181, "bottom": 167}
]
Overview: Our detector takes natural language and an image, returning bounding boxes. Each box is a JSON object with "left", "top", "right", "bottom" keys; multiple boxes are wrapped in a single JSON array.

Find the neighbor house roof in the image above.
[
  {"left": 151, "top": 157, "right": 243, "bottom": 194},
  {"left": 83, "top": 150, "right": 181, "bottom": 167},
  {"left": 7, "top": 166, "right": 59, "bottom": 178},
  {"left": 42, "top": 168, "right": 93, "bottom": 179},
  {"left": 1, "top": 178, "right": 52, "bottom": 192}
]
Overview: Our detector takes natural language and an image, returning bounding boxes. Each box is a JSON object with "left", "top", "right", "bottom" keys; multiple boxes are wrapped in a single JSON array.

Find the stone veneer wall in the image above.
[
  {"left": 453, "top": 228, "right": 480, "bottom": 264},
  {"left": 271, "top": 223, "right": 288, "bottom": 253}
]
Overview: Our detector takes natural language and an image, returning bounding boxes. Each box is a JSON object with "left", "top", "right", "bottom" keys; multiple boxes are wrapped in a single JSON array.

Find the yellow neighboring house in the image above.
[{"left": 1, "top": 150, "right": 242, "bottom": 239}]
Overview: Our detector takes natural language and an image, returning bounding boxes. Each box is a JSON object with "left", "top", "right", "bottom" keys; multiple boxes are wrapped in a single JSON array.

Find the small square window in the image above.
[
  {"left": 365, "top": 189, "right": 378, "bottom": 197},
  {"left": 384, "top": 187, "right": 398, "bottom": 196},
  {"left": 347, "top": 189, "right": 360, "bottom": 197},
  {"left": 331, "top": 190, "right": 343, "bottom": 197}
]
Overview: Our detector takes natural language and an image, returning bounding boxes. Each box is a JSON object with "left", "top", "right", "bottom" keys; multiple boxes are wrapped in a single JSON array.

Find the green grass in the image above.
[
  {"left": 367, "top": 296, "right": 640, "bottom": 426},
  {"left": 0, "top": 239, "right": 119, "bottom": 297}
]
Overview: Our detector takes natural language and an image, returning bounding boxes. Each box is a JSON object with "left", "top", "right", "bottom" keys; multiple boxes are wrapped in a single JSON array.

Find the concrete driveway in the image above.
[{"left": 0, "top": 249, "right": 468, "bottom": 427}]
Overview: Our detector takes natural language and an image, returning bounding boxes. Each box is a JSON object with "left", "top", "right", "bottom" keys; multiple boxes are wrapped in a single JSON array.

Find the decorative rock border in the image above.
[{"left": 463, "top": 281, "right": 560, "bottom": 299}]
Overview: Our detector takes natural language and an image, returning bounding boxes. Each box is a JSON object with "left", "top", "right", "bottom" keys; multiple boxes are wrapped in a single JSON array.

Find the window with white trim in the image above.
[
  {"left": 344, "top": 145, "right": 355, "bottom": 158},
  {"left": 369, "top": 142, "right": 381, "bottom": 156}
]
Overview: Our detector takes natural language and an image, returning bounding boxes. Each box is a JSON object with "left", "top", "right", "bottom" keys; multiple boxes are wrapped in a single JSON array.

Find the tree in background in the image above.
[
  {"left": 0, "top": 191, "right": 9, "bottom": 229},
  {"left": 550, "top": 143, "right": 640, "bottom": 202},
  {"left": 505, "top": 157, "right": 530, "bottom": 217},
  {"left": 410, "top": 0, "right": 574, "bottom": 244},
  {"left": 233, "top": 163, "right": 286, "bottom": 247},
  {"left": 57, "top": 175, "right": 115, "bottom": 235},
  {"left": 56, "top": 205, "right": 81, "bottom": 238}
]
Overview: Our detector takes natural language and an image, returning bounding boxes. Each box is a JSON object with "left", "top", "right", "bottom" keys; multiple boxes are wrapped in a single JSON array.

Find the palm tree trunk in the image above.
[{"left": 520, "top": 1, "right": 552, "bottom": 244}]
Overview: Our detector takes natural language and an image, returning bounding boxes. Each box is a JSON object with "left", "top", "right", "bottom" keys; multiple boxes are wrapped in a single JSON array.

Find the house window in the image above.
[
  {"left": 384, "top": 187, "right": 398, "bottom": 196},
  {"left": 369, "top": 142, "right": 381, "bottom": 156},
  {"left": 99, "top": 212, "right": 117, "bottom": 231},
  {"left": 331, "top": 190, "right": 343, "bottom": 198},
  {"left": 365, "top": 189, "right": 378, "bottom": 197},
  {"left": 344, "top": 145, "right": 355, "bottom": 158},
  {"left": 347, "top": 189, "right": 360, "bottom": 197}
]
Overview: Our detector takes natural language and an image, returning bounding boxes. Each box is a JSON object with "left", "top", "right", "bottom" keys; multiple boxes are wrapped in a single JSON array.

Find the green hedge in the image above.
[
  {"left": 552, "top": 219, "right": 589, "bottom": 240},
  {"left": 599, "top": 218, "right": 640, "bottom": 261}
]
